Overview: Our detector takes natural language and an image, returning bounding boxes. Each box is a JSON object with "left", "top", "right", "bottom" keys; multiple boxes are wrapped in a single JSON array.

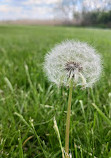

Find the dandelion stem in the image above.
[{"left": 65, "top": 80, "right": 73, "bottom": 158}]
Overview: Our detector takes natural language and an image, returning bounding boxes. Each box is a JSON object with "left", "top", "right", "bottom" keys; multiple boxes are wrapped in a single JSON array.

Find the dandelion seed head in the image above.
[{"left": 44, "top": 40, "right": 102, "bottom": 88}]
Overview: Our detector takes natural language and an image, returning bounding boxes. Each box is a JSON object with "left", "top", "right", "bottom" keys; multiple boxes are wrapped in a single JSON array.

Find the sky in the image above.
[
  {"left": 0, "top": 0, "right": 60, "bottom": 20},
  {"left": 0, "top": 0, "right": 110, "bottom": 21}
]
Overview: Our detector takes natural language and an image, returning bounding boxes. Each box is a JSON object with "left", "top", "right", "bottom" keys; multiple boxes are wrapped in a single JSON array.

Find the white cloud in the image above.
[
  {"left": 83, "top": 0, "right": 110, "bottom": 11},
  {"left": 0, "top": 5, "right": 9, "bottom": 12},
  {"left": 23, "top": 0, "right": 60, "bottom": 5},
  {"left": 0, "top": 0, "right": 12, "bottom": 2},
  {"left": 0, "top": 3, "right": 54, "bottom": 20},
  {"left": 0, "top": 5, "right": 22, "bottom": 13},
  {"left": 0, "top": 0, "right": 61, "bottom": 20},
  {"left": 44, "top": 0, "right": 61, "bottom": 4}
]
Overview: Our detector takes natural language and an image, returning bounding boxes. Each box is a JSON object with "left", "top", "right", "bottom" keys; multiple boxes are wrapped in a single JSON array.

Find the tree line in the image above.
[{"left": 78, "top": 10, "right": 111, "bottom": 28}]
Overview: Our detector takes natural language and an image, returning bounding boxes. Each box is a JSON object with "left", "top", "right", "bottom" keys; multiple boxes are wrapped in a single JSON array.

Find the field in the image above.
[{"left": 0, "top": 25, "right": 111, "bottom": 158}]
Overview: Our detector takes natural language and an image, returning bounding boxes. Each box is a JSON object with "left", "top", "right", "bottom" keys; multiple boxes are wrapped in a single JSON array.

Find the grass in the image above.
[{"left": 0, "top": 25, "right": 111, "bottom": 158}]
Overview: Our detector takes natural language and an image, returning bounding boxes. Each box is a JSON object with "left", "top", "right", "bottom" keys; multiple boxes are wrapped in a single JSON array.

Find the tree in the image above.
[{"left": 54, "top": 0, "right": 77, "bottom": 20}]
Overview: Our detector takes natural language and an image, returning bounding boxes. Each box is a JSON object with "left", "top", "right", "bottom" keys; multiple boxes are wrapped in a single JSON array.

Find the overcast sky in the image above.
[{"left": 0, "top": 0, "right": 110, "bottom": 20}]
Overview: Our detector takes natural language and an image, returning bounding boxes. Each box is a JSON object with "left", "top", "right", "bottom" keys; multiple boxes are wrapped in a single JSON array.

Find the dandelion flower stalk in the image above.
[
  {"left": 44, "top": 40, "right": 102, "bottom": 158},
  {"left": 65, "top": 79, "right": 73, "bottom": 158}
]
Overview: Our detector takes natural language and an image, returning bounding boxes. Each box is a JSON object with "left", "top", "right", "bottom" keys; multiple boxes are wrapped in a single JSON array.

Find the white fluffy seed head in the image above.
[{"left": 44, "top": 40, "right": 102, "bottom": 88}]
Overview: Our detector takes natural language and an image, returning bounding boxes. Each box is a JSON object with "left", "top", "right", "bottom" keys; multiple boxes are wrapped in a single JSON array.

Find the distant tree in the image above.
[
  {"left": 54, "top": 0, "right": 77, "bottom": 20},
  {"left": 54, "top": 0, "right": 111, "bottom": 27},
  {"left": 82, "top": 0, "right": 111, "bottom": 12}
]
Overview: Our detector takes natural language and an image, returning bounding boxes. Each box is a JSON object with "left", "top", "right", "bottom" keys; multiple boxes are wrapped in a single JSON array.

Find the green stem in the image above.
[{"left": 65, "top": 80, "right": 73, "bottom": 158}]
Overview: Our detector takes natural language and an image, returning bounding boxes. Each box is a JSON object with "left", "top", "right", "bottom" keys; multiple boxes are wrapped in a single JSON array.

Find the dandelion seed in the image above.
[{"left": 44, "top": 40, "right": 102, "bottom": 88}]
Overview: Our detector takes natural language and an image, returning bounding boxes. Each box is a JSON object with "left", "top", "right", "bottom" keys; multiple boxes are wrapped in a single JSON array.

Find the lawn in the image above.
[{"left": 0, "top": 25, "right": 111, "bottom": 158}]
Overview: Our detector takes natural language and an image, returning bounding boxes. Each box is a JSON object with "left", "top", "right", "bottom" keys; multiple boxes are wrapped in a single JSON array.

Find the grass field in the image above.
[{"left": 0, "top": 25, "right": 111, "bottom": 158}]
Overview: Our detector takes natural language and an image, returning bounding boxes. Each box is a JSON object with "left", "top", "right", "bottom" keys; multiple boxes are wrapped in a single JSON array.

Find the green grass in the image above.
[{"left": 0, "top": 25, "right": 111, "bottom": 158}]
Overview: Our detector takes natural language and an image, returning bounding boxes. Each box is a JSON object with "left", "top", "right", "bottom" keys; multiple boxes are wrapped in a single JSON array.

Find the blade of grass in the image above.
[
  {"left": 74, "top": 143, "right": 78, "bottom": 158},
  {"left": 18, "top": 130, "right": 23, "bottom": 158},
  {"left": 30, "top": 119, "right": 48, "bottom": 158},
  {"left": 14, "top": 112, "right": 31, "bottom": 129},
  {"left": 53, "top": 117, "right": 65, "bottom": 158},
  {"left": 92, "top": 103, "right": 111, "bottom": 127},
  {"left": 4, "top": 77, "right": 14, "bottom": 93}
]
